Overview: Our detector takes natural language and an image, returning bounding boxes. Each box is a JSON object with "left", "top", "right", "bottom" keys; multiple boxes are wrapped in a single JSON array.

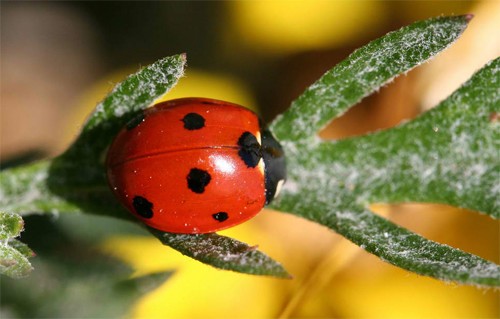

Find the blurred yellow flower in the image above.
[
  {"left": 227, "top": 0, "right": 385, "bottom": 54},
  {"left": 329, "top": 266, "right": 499, "bottom": 319},
  {"left": 416, "top": 0, "right": 500, "bottom": 110},
  {"left": 159, "top": 69, "right": 256, "bottom": 111}
]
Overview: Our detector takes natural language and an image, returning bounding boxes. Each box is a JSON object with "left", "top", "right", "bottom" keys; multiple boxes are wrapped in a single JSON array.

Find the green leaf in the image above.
[
  {"left": 270, "top": 34, "right": 499, "bottom": 285},
  {"left": 1, "top": 161, "right": 81, "bottom": 216},
  {"left": 150, "top": 229, "right": 290, "bottom": 278},
  {"left": 0, "top": 212, "right": 34, "bottom": 278},
  {"left": 270, "top": 15, "right": 472, "bottom": 142},
  {"left": 0, "top": 211, "right": 24, "bottom": 239}
]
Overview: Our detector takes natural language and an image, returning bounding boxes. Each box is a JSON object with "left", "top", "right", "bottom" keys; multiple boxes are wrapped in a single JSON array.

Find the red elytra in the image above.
[{"left": 106, "top": 97, "right": 285, "bottom": 234}]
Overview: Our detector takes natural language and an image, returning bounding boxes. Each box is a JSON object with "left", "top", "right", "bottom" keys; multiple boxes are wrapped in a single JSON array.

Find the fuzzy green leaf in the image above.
[
  {"left": 0, "top": 212, "right": 34, "bottom": 278},
  {"left": 0, "top": 211, "right": 24, "bottom": 239},
  {"left": 150, "top": 229, "right": 290, "bottom": 278},
  {"left": 1, "top": 161, "right": 82, "bottom": 216},
  {"left": 270, "top": 54, "right": 499, "bottom": 284},
  {"left": 270, "top": 15, "right": 472, "bottom": 142}
]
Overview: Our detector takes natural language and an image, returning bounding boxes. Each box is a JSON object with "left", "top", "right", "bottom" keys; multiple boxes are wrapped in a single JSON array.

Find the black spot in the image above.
[
  {"left": 126, "top": 112, "right": 145, "bottom": 130},
  {"left": 187, "top": 168, "right": 211, "bottom": 193},
  {"left": 212, "top": 212, "right": 228, "bottom": 222},
  {"left": 237, "top": 132, "right": 262, "bottom": 168},
  {"left": 182, "top": 113, "right": 205, "bottom": 130},
  {"left": 132, "top": 196, "right": 153, "bottom": 219}
]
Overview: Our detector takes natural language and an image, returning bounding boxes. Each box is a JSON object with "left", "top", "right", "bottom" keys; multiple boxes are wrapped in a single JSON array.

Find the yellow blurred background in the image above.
[{"left": 1, "top": 1, "right": 499, "bottom": 318}]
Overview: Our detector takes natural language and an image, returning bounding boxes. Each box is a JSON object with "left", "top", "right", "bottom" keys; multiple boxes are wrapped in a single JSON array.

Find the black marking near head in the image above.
[
  {"left": 237, "top": 132, "right": 262, "bottom": 168},
  {"left": 187, "top": 168, "right": 211, "bottom": 193},
  {"left": 212, "top": 212, "right": 228, "bottom": 222},
  {"left": 261, "top": 129, "right": 286, "bottom": 205},
  {"left": 126, "top": 112, "right": 146, "bottom": 130},
  {"left": 132, "top": 196, "right": 154, "bottom": 219},
  {"left": 182, "top": 113, "right": 205, "bottom": 130}
]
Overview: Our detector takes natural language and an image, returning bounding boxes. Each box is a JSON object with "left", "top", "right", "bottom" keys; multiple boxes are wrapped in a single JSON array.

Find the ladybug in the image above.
[{"left": 106, "top": 97, "right": 286, "bottom": 234}]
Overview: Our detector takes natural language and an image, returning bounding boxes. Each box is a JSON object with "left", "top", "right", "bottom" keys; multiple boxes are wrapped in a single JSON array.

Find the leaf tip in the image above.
[
  {"left": 281, "top": 272, "right": 294, "bottom": 280},
  {"left": 463, "top": 13, "right": 474, "bottom": 22}
]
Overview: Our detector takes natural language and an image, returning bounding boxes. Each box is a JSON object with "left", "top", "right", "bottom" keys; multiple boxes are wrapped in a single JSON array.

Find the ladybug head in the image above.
[{"left": 261, "top": 129, "right": 286, "bottom": 205}]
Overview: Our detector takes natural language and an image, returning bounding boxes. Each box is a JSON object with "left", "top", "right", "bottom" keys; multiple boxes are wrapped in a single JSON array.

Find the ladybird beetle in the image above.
[{"left": 106, "top": 97, "right": 286, "bottom": 234}]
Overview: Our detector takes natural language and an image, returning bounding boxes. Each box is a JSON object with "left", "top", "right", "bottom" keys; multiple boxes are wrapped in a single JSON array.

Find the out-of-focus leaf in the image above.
[
  {"left": 0, "top": 212, "right": 34, "bottom": 278},
  {"left": 0, "top": 215, "right": 171, "bottom": 318}
]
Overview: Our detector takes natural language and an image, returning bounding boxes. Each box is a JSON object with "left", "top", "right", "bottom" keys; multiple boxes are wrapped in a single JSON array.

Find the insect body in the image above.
[{"left": 106, "top": 98, "right": 286, "bottom": 233}]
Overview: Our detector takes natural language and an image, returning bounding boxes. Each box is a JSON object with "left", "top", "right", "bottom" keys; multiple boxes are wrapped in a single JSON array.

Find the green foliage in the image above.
[
  {"left": 0, "top": 212, "right": 34, "bottom": 278},
  {"left": 0, "top": 214, "right": 169, "bottom": 318},
  {"left": 0, "top": 15, "right": 498, "bottom": 286}
]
